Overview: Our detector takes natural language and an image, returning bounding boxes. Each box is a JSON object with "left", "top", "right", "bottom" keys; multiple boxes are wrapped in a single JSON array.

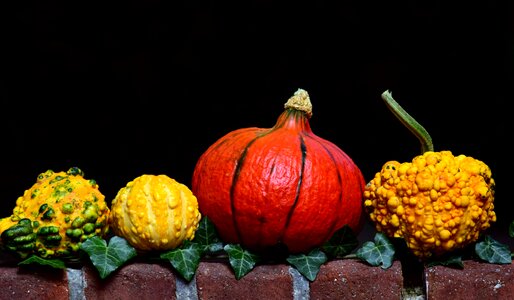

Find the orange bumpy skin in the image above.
[{"left": 364, "top": 150, "right": 496, "bottom": 259}]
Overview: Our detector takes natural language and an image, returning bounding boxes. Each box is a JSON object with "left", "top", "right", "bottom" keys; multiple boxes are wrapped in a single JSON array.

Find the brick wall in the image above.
[{"left": 1, "top": 258, "right": 513, "bottom": 300}]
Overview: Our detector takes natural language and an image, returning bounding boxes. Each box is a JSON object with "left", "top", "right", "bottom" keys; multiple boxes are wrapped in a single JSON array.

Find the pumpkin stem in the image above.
[
  {"left": 381, "top": 90, "right": 434, "bottom": 153},
  {"left": 284, "top": 88, "right": 313, "bottom": 118}
]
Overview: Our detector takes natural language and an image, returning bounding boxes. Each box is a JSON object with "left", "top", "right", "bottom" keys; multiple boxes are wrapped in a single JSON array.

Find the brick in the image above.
[
  {"left": 0, "top": 265, "right": 68, "bottom": 300},
  {"left": 84, "top": 261, "right": 177, "bottom": 300},
  {"left": 196, "top": 261, "right": 293, "bottom": 300},
  {"left": 3, "top": 256, "right": 514, "bottom": 299},
  {"left": 425, "top": 260, "right": 514, "bottom": 300},
  {"left": 310, "top": 259, "right": 404, "bottom": 300}
]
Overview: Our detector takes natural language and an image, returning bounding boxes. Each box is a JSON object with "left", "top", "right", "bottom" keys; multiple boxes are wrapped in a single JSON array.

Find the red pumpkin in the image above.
[{"left": 192, "top": 89, "right": 365, "bottom": 254}]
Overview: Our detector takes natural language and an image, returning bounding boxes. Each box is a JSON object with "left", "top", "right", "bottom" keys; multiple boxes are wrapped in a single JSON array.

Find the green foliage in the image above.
[
  {"left": 355, "top": 232, "right": 395, "bottom": 269},
  {"left": 475, "top": 235, "right": 512, "bottom": 264},
  {"left": 322, "top": 225, "right": 358, "bottom": 258},
  {"left": 4, "top": 215, "right": 512, "bottom": 282},
  {"left": 192, "top": 217, "right": 224, "bottom": 254},
  {"left": 80, "top": 236, "right": 137, "bottom": 279},
  {"left": 0, "top": 218, "right": 362, "bottom": 282},
  {"left": 18, "top": 255, "right": 66, "bottom": 269},
  {"left": 286, "top": 249, "right": 327, "bottom": 281},
  {"left": 224, "top": 244, "right": 260, "bottom": 280},
  {"left": 161, "top": 241, "right": 203, "bottom": 281}
]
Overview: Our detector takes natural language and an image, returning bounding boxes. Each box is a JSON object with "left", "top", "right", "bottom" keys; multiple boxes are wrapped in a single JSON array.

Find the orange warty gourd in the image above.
[{"left": 191, "top": 89, "right": 365, "bottom": 254}]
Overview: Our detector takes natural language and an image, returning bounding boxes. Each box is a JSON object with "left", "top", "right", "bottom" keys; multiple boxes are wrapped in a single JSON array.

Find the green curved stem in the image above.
[{"left": 381, "top": 90, "right": 434, "bottom": 153}]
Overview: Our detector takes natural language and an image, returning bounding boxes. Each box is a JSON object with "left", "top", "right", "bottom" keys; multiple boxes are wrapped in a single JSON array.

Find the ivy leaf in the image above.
[
  {"left": 475, "top": 235, "right": 512, "bottom": 264},
  {"left": 192, "top": 216, "right": 224, "bottom": 254},
  {"left": 322, "top": 225, "right": 359, "bottom": 258},
  {"left": 286, "top": 248, "right": 327, "bottom": 282},
  {"left": 509, "top": 220, "right": 514, "bottom": 238},
  {"left": 355, "top": 232, "right": 395, "bottom": 269},
  {"left": 161, "top": 241, "right": 202, "bottom": 282},
  {"left": 18, "top": 255, "right": 66, "bottom": 269},
  {"left": 81, "top": 236, "right": 137, "bottom": 279},
  {"left": 223, "top": 244, "right": 260, "bottom": 280},
  {"left": 426, "top": 255, "right": 464, "bottom": 269}
]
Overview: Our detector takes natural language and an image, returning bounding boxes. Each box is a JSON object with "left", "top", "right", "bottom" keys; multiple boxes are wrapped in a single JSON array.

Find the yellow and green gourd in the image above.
[{"left": 0, "top": 167, "right": 110, "bottom": 259}]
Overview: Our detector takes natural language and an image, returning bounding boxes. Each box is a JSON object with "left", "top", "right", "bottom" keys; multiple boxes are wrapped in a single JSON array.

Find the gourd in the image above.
[
  {"left": 0, "top": 167, "right": 110, "bottom": 259},
  {"left": 110, "top": 174, "right": 202, "bottom": 251},
  {"left": 191, "top": 89, "right": 365, "bottom": 254},
  {"left": 363, "top": 91, "right": 496, "bottom": 259}
]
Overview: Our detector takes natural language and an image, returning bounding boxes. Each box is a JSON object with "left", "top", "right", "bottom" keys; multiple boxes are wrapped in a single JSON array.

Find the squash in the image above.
[
  {"left": 363, "top": 91, "right": 497, "bottom": 259},
  {"left": 110, "top": 174, "right": 202, "bottom": 251},
  {"left": 365, "top": 151, "right": 496, "bottom": 259},
  {"left": 191, "top": 89, "right": 365, "bottom": 254},
  {"left": 0, "top": 167, "right": 110, "bottom": 259}
]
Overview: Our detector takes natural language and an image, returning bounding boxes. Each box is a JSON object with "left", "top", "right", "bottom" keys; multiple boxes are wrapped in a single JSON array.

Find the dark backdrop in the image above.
[{"left": 1, "top": 1, "right": 512, "bottom": 230}]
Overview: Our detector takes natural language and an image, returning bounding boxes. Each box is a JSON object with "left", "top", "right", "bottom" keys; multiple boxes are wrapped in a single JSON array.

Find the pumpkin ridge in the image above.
[
  {"left": 327, "top": 140, "right": 365, "bottom": 231},
  {"left": 281, "top": 135, "right": 307, "bottom": 241},
  {"left": 312, "top": 136, "right": 344, "bottom": 242},
  {"left": 230, "top": 135, "right": 260, "bottom": 245}
]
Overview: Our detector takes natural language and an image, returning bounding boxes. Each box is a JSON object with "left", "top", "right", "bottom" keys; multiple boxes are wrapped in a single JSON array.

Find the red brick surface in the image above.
[
  {"left": 0, "top": 258, "right": 513, "bottom": 299},
  {"left": 84, "top": 262, "right": 177, "bottom": 300},
  {"left": 310, "top": 259, "right": 404, "bottom": 300},
  {"left": 425, "top": 260, "right": 514, "bottom": 300},
  {"left": 196, "top": 261, "right": 293, "bottom": 300},
  {"left": 0, "top": 265, "right": 68, "bottom": 300}
]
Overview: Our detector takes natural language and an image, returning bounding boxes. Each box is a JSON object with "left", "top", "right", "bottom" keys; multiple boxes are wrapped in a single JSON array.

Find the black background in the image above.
[{"left": 1, "top": 1, "right": 512, "bottom": 234}]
